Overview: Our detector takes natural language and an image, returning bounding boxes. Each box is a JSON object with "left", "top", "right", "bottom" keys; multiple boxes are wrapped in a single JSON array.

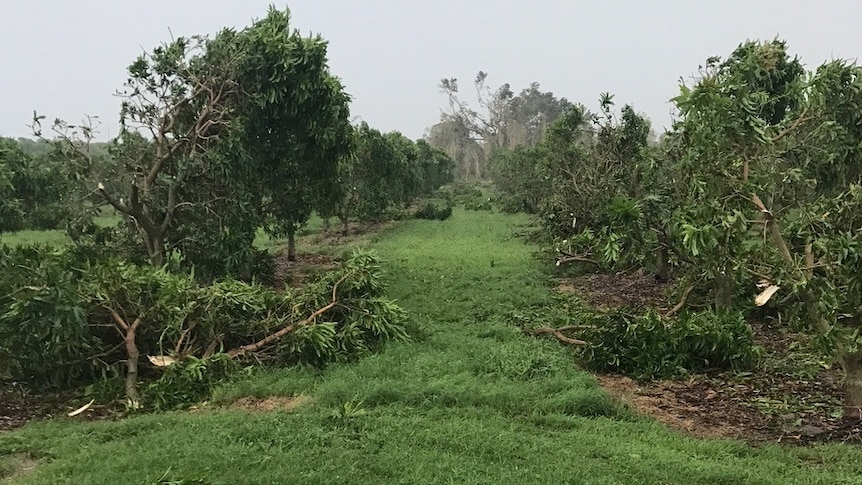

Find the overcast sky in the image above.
[{"left": 2, "top": 1, "right": 860, "bottom": 141}]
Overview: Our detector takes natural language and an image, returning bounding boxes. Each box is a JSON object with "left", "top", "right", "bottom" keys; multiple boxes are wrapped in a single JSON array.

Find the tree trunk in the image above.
[
  {"left": 149, "top": 234, "right": 166, "bottom": 267},
  {"left": 287, "top": 227, "right": 296, "bottom": 262},
  {"left": 339, "top": 216, "right": 349, "bottom": 236},
  {"left": 842, "top": 350, "right": 862, "bottom": 419},
  {"left": 714, "top": 272, "right": 733, "bottom": 311},
  {"left": 123, "top": 318, "right": 142, "bottom": 409},
  {"left": 655, "top": 245, "right": 670, "bottom": 283},
  {"left": 138, "top": 225, "right": 166, "bottom": 267}
]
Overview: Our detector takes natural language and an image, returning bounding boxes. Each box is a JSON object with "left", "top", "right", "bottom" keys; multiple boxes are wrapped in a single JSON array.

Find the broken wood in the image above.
[
  {"left": 525, "top": 327, "right": 587, "bottom": 346},
  {"left": 663, "top": 285, "right": 695, "bottom": 319},
  {"left": 752, "top": 194, "right": 794, "bottom": 267},
  {"left": 755, "top": 285, "right": 781, "bottom": 307},
  {"left": 67, "top": 399, "right": 95, "bottom": 417},
  {"left": 770, "top": 108, "right": 810, "bottom": 144},
  {"left": 555, "top": 252, "right": 600, "bottom": 267},
  {"left": 227, "top": 274, "right": 350, "bottom": 358}
]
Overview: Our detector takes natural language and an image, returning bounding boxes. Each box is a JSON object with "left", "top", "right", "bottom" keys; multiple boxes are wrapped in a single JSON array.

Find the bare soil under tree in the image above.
[{"left": 557, "top": 270, "right": 862, "bottom": 445}]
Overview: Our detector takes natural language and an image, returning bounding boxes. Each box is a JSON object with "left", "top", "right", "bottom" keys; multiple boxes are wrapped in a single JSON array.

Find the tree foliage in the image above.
[
  {"left": 324, "top": 122, "right": 455, "bottom": 234},
  {"left": 33, "top": 7, "right": 353, "bottom": 278},
  {"left": 0, "top": 137, "right": 78, "bottom": 232},
  {"left": 230, "top": 7, "right": 353, "bottom": 262}
]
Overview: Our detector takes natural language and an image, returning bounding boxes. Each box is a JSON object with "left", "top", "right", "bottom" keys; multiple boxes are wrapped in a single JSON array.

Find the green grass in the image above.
[
  {"left": 0, "top": 213, "right": 119, "bottom": 247},
  {"left": 0, "top": 229, "right": 70, "bottom": 247},
  {"left": 3, "top": 209, "right": 862, "bottom": 484},
  {"left": 0, "top": 212, "right": 314, "bottom": 251}
]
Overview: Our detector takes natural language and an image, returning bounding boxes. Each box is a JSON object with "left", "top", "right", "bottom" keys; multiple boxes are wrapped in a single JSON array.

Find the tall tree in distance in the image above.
[
  {"left": 433, "top": 72, "right": 571, "bottom": 179},
  {"left": 425, "top": 117, "right": 484, "bottom": 179}
]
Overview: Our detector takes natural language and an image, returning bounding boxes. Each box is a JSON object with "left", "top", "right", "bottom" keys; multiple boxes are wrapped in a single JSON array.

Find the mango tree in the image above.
[
  {"left": 231, "top": 7, "right": 352, "bottom": 262},
  {"left": 329, "top": 123, "right": 408, "bottom": 234},
  {"left": 669, "top": 40, "right": 862, "bottom": 417},
  {"left": 0, "top": 139, "right": 26, "bottom": 232}
]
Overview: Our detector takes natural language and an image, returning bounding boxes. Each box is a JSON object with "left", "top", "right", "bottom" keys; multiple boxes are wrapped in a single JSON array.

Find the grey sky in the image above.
[{"left": 2, "top": 1, "right": 860, "bottom": 141}]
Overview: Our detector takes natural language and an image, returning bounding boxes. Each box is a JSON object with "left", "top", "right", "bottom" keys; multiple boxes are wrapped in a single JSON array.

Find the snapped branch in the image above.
[{"left": 228, "top": 274, "right": 351, "bottom": 358}]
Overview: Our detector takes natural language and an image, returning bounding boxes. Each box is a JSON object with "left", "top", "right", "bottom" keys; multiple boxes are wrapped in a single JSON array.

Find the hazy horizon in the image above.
[{"left": 2, "top": 1, "right": 861, "bottom": 142}]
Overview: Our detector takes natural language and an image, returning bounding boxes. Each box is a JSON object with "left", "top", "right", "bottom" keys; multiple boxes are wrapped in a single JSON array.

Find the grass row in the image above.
[
  {"left": 0, "top": 214, "right": 327, "bottom": 252},
  {"left": 2, "top": 209, "right": 862, "bottom": 483}
]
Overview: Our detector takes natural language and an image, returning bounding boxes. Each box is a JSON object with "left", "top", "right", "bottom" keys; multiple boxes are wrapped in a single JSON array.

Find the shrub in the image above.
[
  {"left": 414, "top": 200, "right": 452, "bottom": 221},
  {"left": 438, "top": 181, "right": 493, "bottom": 210},
  {"left": 0, "top": 245, "right": 408, "bottom": 409},
  {"left": 464, "top": 198, "right": 494, "bottom": 212}
]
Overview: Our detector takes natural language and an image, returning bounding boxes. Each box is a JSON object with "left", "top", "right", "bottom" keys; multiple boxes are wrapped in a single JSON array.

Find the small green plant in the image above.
[{"left": 331, "top": 398, "right": 368, "bottom": 421}]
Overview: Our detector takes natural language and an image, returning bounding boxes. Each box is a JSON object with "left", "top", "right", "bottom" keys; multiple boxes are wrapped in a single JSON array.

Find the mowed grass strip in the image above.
[{"left": 2, "top": 209, "right": 862, "bottom": 484}]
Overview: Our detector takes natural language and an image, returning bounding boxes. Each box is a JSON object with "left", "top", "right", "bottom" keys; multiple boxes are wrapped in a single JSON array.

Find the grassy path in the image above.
[{"left": 3, "top": 210, "right": 862, "bottom": 484}]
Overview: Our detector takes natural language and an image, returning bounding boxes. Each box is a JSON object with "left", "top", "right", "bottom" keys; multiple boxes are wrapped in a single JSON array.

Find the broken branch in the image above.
[
  {"left": 664, "top": 285, "right": 695, "bottom": 319},
  {"left": 228, "top": 274, "right": 351, "bottom": 358},
  {"left": 525, "top": 327, "right": 587, "bottom": 346},
  {"left": 771, "top": 108, "right": 809, "bottom": 143},
  {"left": 556, "top": 255, "right": 600, "bottom": 266}
]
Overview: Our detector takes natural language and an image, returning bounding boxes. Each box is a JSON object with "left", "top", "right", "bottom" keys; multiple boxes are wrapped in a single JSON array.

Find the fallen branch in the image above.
[
  {"left": 556, "top": 254, "right": 600, "bottom": 266},
  {"left": 227, "top": 274, "right": 350, "bottom": 358},
  {"left": 663, "top": 285, "right": 695, "bottom": 319},
  {"left": 525, "top": 327, "right": 587, "bottom": 346},
  {"left": 553, "top": 325, "right": 595, "bottom": 332},
  {"left": 173, "top": 319, "right": 199, "bottom": 356}
]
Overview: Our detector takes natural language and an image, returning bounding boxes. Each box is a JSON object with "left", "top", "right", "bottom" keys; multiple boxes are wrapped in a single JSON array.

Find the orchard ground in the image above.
[{"left": 1, "top": 209, "right": 861, "bottom": 484}]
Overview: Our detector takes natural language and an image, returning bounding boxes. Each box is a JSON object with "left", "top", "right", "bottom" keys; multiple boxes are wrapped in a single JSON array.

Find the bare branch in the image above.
[
  {"left": 228, "top": 273, "right": 352, "bottom": 358},
  {"left": 663, "top": 285, "right": 695, "bottom": 319},
  {"left": 525, "top": 327, "right": 588, "bottom": 346}
]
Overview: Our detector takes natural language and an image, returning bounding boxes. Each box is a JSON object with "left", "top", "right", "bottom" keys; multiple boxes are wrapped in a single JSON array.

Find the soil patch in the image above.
[
  {"left": 230, "top": 395, "right": 312, "bottom": 413},
  {"left": 272, "top": 253, "right": 338, "bottom": 289},
  {"left": 0, "top": 385, "right": 44, "bottom": 432},
  {"left": 0, "top": 383, "right": 76, "bottom": 433},
  {"left": 555, "top": 270, "right": 671, "bottom": 310},
  {"left": 0, "top": 383, "right": 117, "bottom": 433},
  {"left": 599, "top": 364, "right": 857, "bottom": 445},
  {"left": 598, "top": 374, "right": 754, "bottom": 439},
  {"left": 271, "top": 221, "right": 397, "bottom": 290}
]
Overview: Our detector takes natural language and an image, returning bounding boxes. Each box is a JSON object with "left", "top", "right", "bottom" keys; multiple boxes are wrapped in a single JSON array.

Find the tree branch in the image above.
[
  {"left": 227, "top": 274, "right": 351, "bottom": 358},
  {"left": 771, "top": 107, "right": 810, "bottom": 143},
  {"left": 525, "top": 327, "right": 587, "bottom": 346},
  {"left": 664, "top": 285, "right": 695, "bottom": 319}
]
